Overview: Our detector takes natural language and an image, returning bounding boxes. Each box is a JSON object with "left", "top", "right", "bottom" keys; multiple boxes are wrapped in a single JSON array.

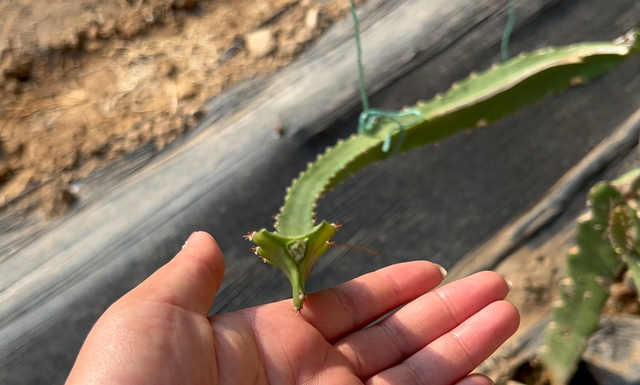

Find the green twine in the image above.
[
  {"left": 349, "top": 0, "right": 421, "bottom": 153},
  {"left": 349, "top": 0, "right": 517, "bottom": 151},
  {"left": 349, "top": 0, "right": 370, "bottom": 112},
  {"left": 501, "top": 0, "right": 517, "bottom": 61}
]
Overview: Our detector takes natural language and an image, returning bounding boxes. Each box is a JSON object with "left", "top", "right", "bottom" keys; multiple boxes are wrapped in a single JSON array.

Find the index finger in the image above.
[{"left": 300, "top": 261, "right": 446, "bottom": 341}]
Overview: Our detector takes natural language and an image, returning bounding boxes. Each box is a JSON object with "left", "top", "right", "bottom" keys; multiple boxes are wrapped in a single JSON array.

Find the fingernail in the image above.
[
  {"left": 182, "top": 232, "right": 199, "bottom": 249},
  {"left": 435, "top": 263, "right": 448, "bottom": 279},
  {"left": 501, "top": 274, "right": 513, "bottom": 292},
  {"left": 455, "top": 373, "right": 494, "bottom": 385}
]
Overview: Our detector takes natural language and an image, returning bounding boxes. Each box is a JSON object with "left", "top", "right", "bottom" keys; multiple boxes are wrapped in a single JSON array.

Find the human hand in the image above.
[{"left": 66, "top": 232, "right": 519, "bottom": 385}]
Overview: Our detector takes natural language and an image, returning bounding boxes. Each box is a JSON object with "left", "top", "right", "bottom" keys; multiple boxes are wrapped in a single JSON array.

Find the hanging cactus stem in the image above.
[{"left": 248, "top": 27, "right": 640, "bottom": 312}]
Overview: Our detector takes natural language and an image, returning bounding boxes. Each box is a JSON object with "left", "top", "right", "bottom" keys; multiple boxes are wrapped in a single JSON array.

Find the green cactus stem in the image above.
[
  {"left": 540, "top": 168, "right": 640, "bottom": 384},
  {"left": 248, "top": 31, "right": 640, "bottom": 311}
]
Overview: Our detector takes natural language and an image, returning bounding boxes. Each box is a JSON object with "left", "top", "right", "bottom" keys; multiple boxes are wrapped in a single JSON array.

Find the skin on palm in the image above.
[{"left": 66, "top": 232, "right": 518, "bottom": 385}]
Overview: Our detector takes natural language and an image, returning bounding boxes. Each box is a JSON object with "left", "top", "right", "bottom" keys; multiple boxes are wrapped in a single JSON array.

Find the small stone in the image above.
[
  {"left": 245, "top": 28, "right": 275, "bottom": 58},
  {"left": 305, "top": 8, "right": 319, "bottom": 30}
]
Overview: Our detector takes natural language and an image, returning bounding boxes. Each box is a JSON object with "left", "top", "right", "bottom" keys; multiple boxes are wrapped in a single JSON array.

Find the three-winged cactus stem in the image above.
[
  {"left": 247, "top": 31, "right": 640, "bottom": 311},
  {"left": 539, "top": 168, "right": 640, "bottom": 384}
]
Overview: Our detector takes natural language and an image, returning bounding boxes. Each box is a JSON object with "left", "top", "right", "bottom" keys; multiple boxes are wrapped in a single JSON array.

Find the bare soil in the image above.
[{"left": 0, "top": 0, "right": 362, "bottom": 216}]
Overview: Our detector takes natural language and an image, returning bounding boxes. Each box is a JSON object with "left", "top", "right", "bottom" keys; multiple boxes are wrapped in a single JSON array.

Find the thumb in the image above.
[{"left": 122, "top": 231, "right": 225, "bottom": 315}]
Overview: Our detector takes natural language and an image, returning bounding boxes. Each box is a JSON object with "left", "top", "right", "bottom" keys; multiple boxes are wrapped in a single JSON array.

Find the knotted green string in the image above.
[
  {"left": 349, "top": 0, "right": 421, "bottom": 153},
  {"left": 349, "top": 0, "right": 517, "bottom": 151}
]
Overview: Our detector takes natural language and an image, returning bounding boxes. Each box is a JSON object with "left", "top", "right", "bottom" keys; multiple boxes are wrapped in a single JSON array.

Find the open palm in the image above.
[{"left": 66, "top": 232, "right": 519, "bottom": 385}]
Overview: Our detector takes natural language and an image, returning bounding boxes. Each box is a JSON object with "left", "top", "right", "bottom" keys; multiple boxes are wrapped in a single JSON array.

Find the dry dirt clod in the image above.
[
  {"left": 0, "top": 169, "right": 34, "bottom": 204},
  {"left": 175, "top": 80, "right": 200, "bottom": 100},
  {"left": 245, "top": 28, "right": 276, "bottom": 58},
  {"left": 39, "top": 182, "right": 78, "bottom": 218},
  {"left": 0, "top": 164, "right": 12, "bottom": 184},
  {"left": 605, "top": 281, "right": 640, "bottom": 315}
]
